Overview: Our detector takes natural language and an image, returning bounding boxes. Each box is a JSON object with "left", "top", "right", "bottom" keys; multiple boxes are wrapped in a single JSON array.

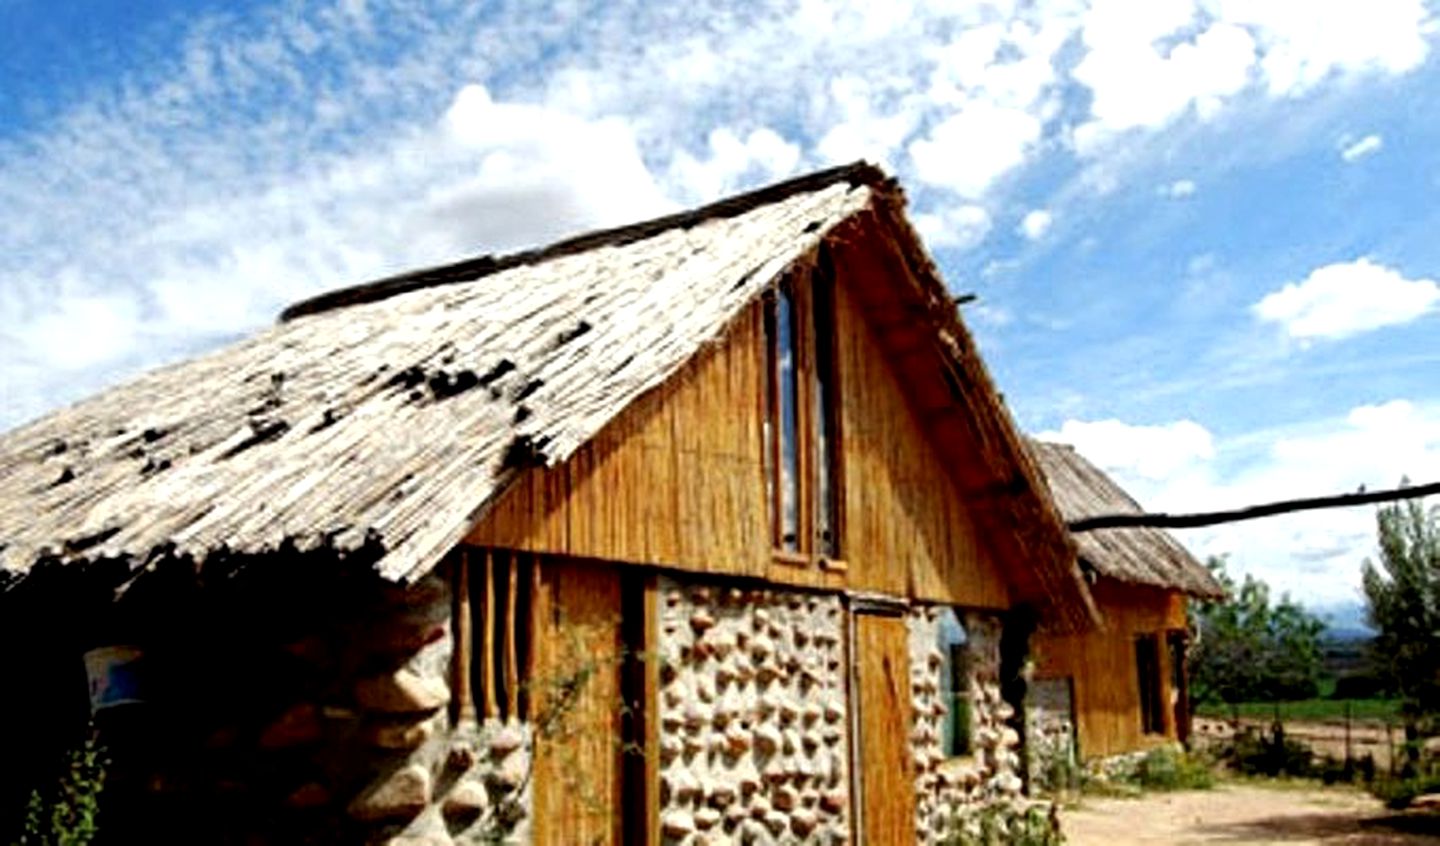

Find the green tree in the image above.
[
  {"left": 1361, "top": 495, "right": 1440, "bottom": 734},
  {"left": 1190, "top": 557, "right": 1325, "bottom": 708}
]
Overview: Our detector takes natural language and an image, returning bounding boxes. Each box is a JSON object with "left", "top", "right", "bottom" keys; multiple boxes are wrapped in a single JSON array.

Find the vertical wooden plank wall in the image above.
[
  {"left": 468, "top": 260, "right": 1018, "bottom": 612},
  {"left": 529, "top": 559, "right": 626, "bottom": 846},
  {"left": 1032, "top": 582, "right": 1189, "bottom": 758},
  {"left": 830, "top": 268, "right": 1009, "bottom": 608},
  {"left": 855, "top": 613, "right": 918, "bottom": 844},
  {"left": 467, "top": 307, "right": 769, "bottom": 579}
]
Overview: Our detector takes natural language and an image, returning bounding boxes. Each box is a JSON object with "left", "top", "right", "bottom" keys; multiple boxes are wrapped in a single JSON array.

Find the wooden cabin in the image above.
[
  {"left": 1027, "top": 440, "right": 1225, "bottom": 768},
  {"left": 0, "top": 163, "right": 1095, "bottom": 845}
]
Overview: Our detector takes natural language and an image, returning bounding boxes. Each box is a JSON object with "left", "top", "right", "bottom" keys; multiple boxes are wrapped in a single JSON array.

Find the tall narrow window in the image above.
[
  {"left": 764, "top": 283, "right": 802, "bottom": 552},
  {"left": 812, "top": 274, "right": 841, "bottom": 559},
  {"left": 763, "top": 268, "right": 843, "bottom": 562}
]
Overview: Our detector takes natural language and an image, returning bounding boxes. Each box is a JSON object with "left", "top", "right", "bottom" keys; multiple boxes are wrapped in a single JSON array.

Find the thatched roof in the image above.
[
  {"left": 1028, "top": 439, "right": 1225, "bottom": 599},
  {"left": 0, "top": 162, "right": 1092, "bottom": 626}
]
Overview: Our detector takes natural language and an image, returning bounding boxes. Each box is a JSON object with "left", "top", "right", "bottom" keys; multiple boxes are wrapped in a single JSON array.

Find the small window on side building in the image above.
[{"left": 1135, "top": 633, "right": 1165, "bottom": 735}]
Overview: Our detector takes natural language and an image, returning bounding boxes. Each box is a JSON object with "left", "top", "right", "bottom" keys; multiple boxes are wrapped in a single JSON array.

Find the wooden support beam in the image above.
[
  {"left": 525, "top": 554, "right": 541, "bottom": 721},
  {"left": 643, "top": 574, "right": 660, "bottom": 845},
  {"left": 1070, "top": 480, "right": 1440, "bottom": 532},
  {"left": 452, "top": 548, "right": 477, "bottom": 725},
  {"left": 481, "top": 548, "right": 498, "bottom": 720},
  {"left": 505, "top": 550, "right": 520, "bottom": 721}
]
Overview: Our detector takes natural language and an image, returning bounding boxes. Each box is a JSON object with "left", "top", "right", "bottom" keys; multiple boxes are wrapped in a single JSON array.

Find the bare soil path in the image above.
[{"left": 1062, "top": 782, "right": 1440, "bottom": 845}]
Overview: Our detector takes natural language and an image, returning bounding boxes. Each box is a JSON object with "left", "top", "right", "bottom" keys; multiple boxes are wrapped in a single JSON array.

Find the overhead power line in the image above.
[{"left": 1068, "top": 480, "right": 1440, "bottom": 532}]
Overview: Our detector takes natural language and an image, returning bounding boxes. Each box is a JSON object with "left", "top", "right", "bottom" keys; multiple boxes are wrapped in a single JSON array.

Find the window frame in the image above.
[
  {"left": 760, "top": 265, "right": 845, "bottom": 568},
  {"left": 935, "top": 607, "right": 974, "bottom": 760},
  {"left": 1135, "top": 632, "right": 1166, "bottom": 736}
]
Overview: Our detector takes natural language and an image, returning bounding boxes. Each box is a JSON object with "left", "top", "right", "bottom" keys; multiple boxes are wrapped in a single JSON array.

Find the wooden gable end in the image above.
[
  {"left": 467, "top": 231, "right": 1013, "bottom": 610},
  {"left": 1032, "top": 580, "right": 1188, "bottom": 757}
]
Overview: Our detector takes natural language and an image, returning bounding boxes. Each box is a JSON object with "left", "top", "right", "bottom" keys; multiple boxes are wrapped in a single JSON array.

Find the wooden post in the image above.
[
  {"left": 482, "top": 548, "right": 498, "bottom": 720},
  {"left": 453, "top": 548, "right": 477, "bottom": 725},
  {"left": 643, "top": 574, "right": 661, "bottom": 845},
  {"left": 1344, "top": 700, "right": 1352, "bottom": 770},
  {"left": 505, "top": 550, "right": 520, "bottom": 721}
]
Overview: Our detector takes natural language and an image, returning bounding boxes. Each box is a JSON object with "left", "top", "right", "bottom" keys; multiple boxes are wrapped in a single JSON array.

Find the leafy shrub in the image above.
[
  {"left": 1134, "top": 746, "right": 1215, "bottom": 791},
  {"left": 944, "top": 801, "right": 1063, "bottom": 846},
  {"left": 19, "top": 730, "right": 107, "bottom": 846},
  {"left": 1331, "top": 673, "right": 1393, "bottom": 700},
  {"left": 1224, "top": 724, "right": 1314, "bottom": 778},
  {"left": 1077, "top": 746, "right": 1213, "bottom": 796},
  {"left": 1315, "top": 752, "right": 1376, "bottom": 785},
  {"left": 1368, "top": 771, "right": 1440, "bottom": 809}
]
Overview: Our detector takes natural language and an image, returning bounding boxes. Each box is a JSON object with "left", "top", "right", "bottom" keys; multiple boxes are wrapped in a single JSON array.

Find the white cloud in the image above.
[
  {"left": 1070, "top": 0, "right": 1432, "bottom": 154},
  {"left": 1045, "top": 401, "right": 1440, "bottom": 607},
  {"left": 668, "top": 126, "right": 803, "bottom": 203},
  {"left": 1073, "top": 14, "right": 1257, "bottom": 152},
  {"left": 816, "top": 75, "right": 921, "bottom": 167},
  {"left": 1038, "top": 417, "right": 1216, "bottom": 481},
  {"left": 1161, "top": 178, "right": 1198, "bottom": 198},
  {"left": 1253, "top": 258, "right": 1440, "bottom": 340},
  {"left": 8, "top": 290, "right": 146, "bottom": 373},
  {"left": 2, "top": 0, "right": 1438, "bottom": 432},
  {"left": 1018, "top": 208, "right": 1053, "bottom": 240},
  {"left": 912, "top": 203, "right": 993, "bottom": 251},
  {"left": 1339, "top": 133, "right": 1384, "bottom": 162},
  {"left": 909, "top": 100, "right": 1043, "bottom": 198},
  {"left": 1213, "top": 0, "right": 1432, "bottom": 97}
]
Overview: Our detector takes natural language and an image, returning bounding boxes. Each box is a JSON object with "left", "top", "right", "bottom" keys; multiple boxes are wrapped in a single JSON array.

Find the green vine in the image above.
[{"left": 18, "top": 727, "right": 107, "bottom": 846}]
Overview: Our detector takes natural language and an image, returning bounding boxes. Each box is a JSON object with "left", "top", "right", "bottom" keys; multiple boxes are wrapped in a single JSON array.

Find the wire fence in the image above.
[{"left": 1192, "top": 700, "right": 1407, "bottom": 775}]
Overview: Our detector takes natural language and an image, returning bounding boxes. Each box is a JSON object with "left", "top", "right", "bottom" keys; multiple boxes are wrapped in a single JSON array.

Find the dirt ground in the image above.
[{"left": 1062, "top": 782, "right": 1440, "bottom": 845}]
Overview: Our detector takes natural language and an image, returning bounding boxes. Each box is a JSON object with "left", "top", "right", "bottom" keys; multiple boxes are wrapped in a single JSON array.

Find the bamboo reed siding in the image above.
[
  {"left": 1033, "top": 580, "right": 1188, "bottom": 757},
  {"left": 469, "top": 235, "right": 1013, "bottom": 608},
  {"left": 1029, "top": 440, "right": 1224, "bottom": 599},
  {"left": 0, "top": 162, "right": 1089, "bottom": 629}
]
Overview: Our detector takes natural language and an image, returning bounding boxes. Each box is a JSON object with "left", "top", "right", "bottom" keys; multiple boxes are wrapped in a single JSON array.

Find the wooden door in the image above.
[
  {"left": 855, "top": 612, "right": 917, "bottom": 844},
  {"left": 530, "top": 560, "right": 625, "bottom": 845}
]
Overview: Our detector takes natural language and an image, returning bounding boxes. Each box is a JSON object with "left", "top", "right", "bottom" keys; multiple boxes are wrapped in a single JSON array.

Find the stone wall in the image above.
[
  {"left": 655, "top": 576, "right": 850, "bottom": 845},
  {"left": 30, "top": 563, "right": 533, "bottom": 845},
  {"left": 1027, "top": 677, "right": 1079, "bottom": 793},
  {"left": 906, "top": 607, "right": 1024, "bottom": 845}
]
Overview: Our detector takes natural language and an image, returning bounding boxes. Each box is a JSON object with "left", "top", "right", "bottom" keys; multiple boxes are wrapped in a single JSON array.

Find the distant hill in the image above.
[{"left": 1314, "top": 599, "right": 1373, "bottom": 640}]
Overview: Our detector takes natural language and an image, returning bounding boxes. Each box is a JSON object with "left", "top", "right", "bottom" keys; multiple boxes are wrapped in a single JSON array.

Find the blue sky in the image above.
[{"left": 2, "top": 0, "right": 1438, "bottom": 620}]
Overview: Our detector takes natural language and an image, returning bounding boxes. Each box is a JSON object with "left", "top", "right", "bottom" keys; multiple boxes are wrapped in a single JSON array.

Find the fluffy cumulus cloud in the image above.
[
  {"left": 1073, "top": 3, "right": 1257, "bottom": 152},
  {"left": 1044, "top": 402, "right": 1440, "bottom": 607},
  {"left": 910, "top": 101, "right": 1044, "bottom": 198},
  {"left": 1339, "top": 133, "right": 1385, "bottom": 162},
  {"left": 912, "top": 203, "right": 994, "bottom": 251},
  {"left": 668, "top": 126, "right": 803, "bottom": 204},
  {"left": 1253, "top": 258, "right": 1440, "bottom": 340},
  {"left": 1039, "top": 417, "right": 1216, "bottom": 482},
  {"left": 1, "top": 0, "right": 1438, "bottom": 428},
  {"left": 1070, "top": 0, "right": 1432, "bottom": 153}
]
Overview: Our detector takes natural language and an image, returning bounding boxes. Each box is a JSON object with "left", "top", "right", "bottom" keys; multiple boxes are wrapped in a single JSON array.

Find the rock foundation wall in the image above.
[
  {"left": 655, "top": 576, "right": 850, "bottom": 845},
  {"left": 69, "top": 567, "right": 532, "bottom": 845},
  {"left": 906, "top": 608, "right": 1024, "bottom": 845}
]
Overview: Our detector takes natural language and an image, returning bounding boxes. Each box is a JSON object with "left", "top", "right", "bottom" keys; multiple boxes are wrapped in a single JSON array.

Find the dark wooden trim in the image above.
[{"left": 281, "top": 161, "right": 889, "bottom": 321}]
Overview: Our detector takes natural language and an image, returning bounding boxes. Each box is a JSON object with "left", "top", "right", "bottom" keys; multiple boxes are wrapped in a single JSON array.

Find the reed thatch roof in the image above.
[
  {"left": 1028, "top": 439, "right": 1225, "bottom": 599},
  {"left": 0, "top": 162, "right": 1092, "bottom": 626}
]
